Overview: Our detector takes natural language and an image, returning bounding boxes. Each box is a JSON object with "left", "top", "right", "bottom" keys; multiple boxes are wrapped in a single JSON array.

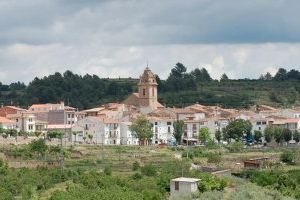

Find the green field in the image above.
[{"left": 1, "top": 142, "right": 300, "bottom": 200}]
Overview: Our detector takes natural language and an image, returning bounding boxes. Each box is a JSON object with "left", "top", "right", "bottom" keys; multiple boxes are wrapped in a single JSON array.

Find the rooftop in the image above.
[{"left": 171, "top": 177, "right": 200, "bottom": 183}]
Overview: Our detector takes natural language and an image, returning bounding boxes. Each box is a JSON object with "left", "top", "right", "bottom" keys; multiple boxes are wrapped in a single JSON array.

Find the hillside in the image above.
[{"left": 0, "top": 64, "right": 299, "bottom": 109}]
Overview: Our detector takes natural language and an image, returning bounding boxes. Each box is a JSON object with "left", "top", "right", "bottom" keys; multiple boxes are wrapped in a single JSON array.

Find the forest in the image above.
[{"left": 0, "top": 63, "right": 299, "bottom": 109}]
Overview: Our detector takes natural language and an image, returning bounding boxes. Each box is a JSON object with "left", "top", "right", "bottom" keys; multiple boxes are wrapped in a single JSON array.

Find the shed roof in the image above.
[{"left": 171, "top": 177, "right": 200, "bottom": 182}]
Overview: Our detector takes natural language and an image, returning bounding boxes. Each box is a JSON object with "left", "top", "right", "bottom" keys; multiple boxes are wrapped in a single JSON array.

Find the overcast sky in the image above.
[{"left": 0, "top": 0, "right": 300, "bottom": 84}]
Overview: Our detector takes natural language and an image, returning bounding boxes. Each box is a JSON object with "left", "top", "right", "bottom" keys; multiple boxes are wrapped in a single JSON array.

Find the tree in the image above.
[
  {"left": 47, "top": 131, "right": 64, "bottom": 140},
  {"left": 293, "top": 130, "right": 300, "bottom": 143},
  {"left": 273, "top": 127, "right": 284, "bottom": 145},
  {"left": 34, "top": 131, "right": 42, "bottom": 138},
  {"left": 283, "top": 128, "right": 292, "bottom": 145},
  {"left": 264, "top": 126, "right": 273, "bottom": 143},
  {"left": 264, "top": 72, "right": 273, "bottom": 80},
  {"left": 172, "top": 120, "right": 184, "bottom": 145},
  {"left": 220, "top": 73, "right": 229, "bottom": 82},
  {"left": 72, "top": 131, "right": 78, "bottom": 144},
  {"left": 191, "top": 68, "right": 212, "bottom": 82},
  {"left": 130, "top": 115, "right": 153, "bottom": 145},
  {"left": 87, "top": 134, "right": 93, "bottom": 144},
  {"left": 274, "top": 68, "right": 287, "bottom": 81},
  {"left": 215, "top": 129, "right": 222, "bottom": 144},
  {"left": 222, "top": 119, "right": 252, "bottom": 141},
  {"left": 29, "top": 139, "right": 48, "bottom": 158},
  {"left": 198, "top": 127, "right": 211, "bottom": 144},
  {"left": 0, "top": 126, "right": 4, "bottom": 134},
  {"left": 18, "top": 130, "right": 29, "bottom": 139},
  {"left": 170, "top": 63, "right": 187, "bottom": 79},
  {"left": 253, "top": 130, "right": 263, "bottom": 144}
]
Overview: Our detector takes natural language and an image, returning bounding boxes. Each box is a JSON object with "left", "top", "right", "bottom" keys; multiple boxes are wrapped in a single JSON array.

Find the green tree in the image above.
[
  {"left": 29, "top": 139, "right": 48, "bottom": 158},
  {"left": 130, "top": 115, "right": 153, "bottom": 145},
  {"left": 141, "top": 164, "right": 157, "bottom": 176},
  {"left": 104, "top": 165, "right": 112, "bottom": 175},
  {"left": 253, "top": 130, "right": 263, "bottom": 144},
  {"left": 222, "top": 119, "right": 252, "bottom": 141},
  {"left": 274, "top": 68, "right": 287, "bottom": 81},
  {"left": 34, "top": 131, "right": 42, "bottom": 138},
  {"left": 264, "top": 126, "right": 273, "bottom": 143},
  {"left": 132, "top": 161, "right": 140, "bottom": 171},
  {"left": 198, "top": 127, "right": 211, "bottom": 144},
  {"left": 220, "top": 73, "right": 229, "bottom": 82},
  {"left": 172, "top": 120, "right": 184, "bottom": 145},
  {"left": 283, "top": 128, "right": 292, "bottom": 144},
  {"left": 47, "top": 131, "right": 64, "bottom": 139},
  {"left": 280, "top": 150, "right": 296, "bottom": 165},
  {"left": 215, "top": 129, "right": 222, "bottom": 144},
  {"left": 87, "top": 134, "right": 93, "bottom": 144},
  {"left": 273, "top": 127, "right": 284, "bottom": 145},
  {"left": 293, "top": 130, "right": 300, "bottom": 143}
]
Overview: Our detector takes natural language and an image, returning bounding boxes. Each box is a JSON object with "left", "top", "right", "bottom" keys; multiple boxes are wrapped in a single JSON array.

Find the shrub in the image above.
[
  {"left": 207, "top": 153, "right": 222, "bottom": 164},
  {"left": 132, "top": 161, "right": 140, "bottom": 171},
  {"left": 131, "top": 172, "right": 142, "bottom": 180},
  {"left": 182, "top": 150, "right": 194, "bottom": 159},
  {"left": 280, "top": 150, "right": 296, "bottom": 165},
  {"left": 227, "top": 141, "right": 244, "bottom": 153},
  {"left": 141, "top": 164, "right": 157, "bottom": 176},
  {"left": 104, "top": 165, "right": 112, "bottom": 175}
]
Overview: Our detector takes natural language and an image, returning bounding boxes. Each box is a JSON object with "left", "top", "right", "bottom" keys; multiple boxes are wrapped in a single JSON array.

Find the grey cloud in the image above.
[
  {"left": 1, "top": 0, "right": 300, "bottom": 46},
  {"left": 0, "top": 0, "right": 300, "bottom": 84}
]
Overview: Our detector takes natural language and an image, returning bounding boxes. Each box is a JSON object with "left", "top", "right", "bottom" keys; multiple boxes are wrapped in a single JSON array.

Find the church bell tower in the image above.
[{"left": 138, "top": 67, "right": 158, "bottom": 111}]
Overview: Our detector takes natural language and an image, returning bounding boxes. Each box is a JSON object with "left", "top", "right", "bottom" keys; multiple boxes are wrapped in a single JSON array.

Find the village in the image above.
[
  {"left": 1, "top": 68, "right": 300, "bottom": 199},
  {"left": 0, "top": 67, "right": 299, "bottom": 147}
]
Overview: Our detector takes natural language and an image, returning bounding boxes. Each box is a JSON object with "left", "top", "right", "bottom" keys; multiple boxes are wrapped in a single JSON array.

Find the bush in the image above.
[
  {"left": 182, "top": 150, "right": 194, "bottom": 159},
  {"left": 131, "top": 172, "right": 142, "bottom": 180},
  {"left": 141, "top": 164, "right": 157, "bottom": 176},
  {"left": 132, "top": 161, "right": 140, "bottom": 171},
  {"left": 104, "top": 165, "right": 112, "bottom": 175},
  {"left": 0, "top": 187, "right": 13, "bottom": 200},
  {"left": 280, "top": 150, "right": 296, "bottom": 165},
  {"left": 207, "top": 153, "right": 222, "bottom": 164},
  {"left": 227, "top": 141, "right": 244, "bottom": 153}
]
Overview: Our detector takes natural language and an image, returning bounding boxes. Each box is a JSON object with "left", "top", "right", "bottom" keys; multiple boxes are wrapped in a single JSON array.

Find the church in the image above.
[{"left": 123, "top": 67, "right": 164, "bottom": 114}]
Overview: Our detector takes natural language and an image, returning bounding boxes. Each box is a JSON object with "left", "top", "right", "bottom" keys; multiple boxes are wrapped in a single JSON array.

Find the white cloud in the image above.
[{"left": 0, "top": 43, "right": 299, "bottom": 84}]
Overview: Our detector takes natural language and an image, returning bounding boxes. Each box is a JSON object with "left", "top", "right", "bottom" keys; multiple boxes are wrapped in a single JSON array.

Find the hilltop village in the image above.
[{"left": 0, "top": 67, "right": 299, "bottom": 145}]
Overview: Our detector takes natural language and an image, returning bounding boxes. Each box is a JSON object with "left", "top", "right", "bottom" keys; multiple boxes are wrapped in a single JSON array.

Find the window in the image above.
[
  {"left": 256, "top": 122, "right": 261, "bottom": 125},
  {"left": 143, "top": 89, "right": 146, "bottom": 96},
  {"left": 262, "top": 121, "right": 267, "bottom": 125},
  {"left": 167, "top": 122, "right": 171, "bottom": 125},
  {"left": 68, "top": 114, "right": 71, "bottom": 118},
  {"left": 155, "top": 122, "right": 158, "bottom": 125},
  {"left": 174, "top": 181, "right": 179, "bottom": 190},
  {"left": 155, "top": 127, "right": 158, "bottom": 133},
  {"left": 72, "top": 114, "right": 74, "bottom": 118},
  {"left": 168, "top": 126, "right": 171, "bottom": 133},
  {"left": 152, "top": 87, "right": 154, "bottom": 97},
  {"left": 28, "top": 125, "right": 33, "bottom": 130},
  {"left": 29, "top": 118, "right": 32, "bottom": 122}
]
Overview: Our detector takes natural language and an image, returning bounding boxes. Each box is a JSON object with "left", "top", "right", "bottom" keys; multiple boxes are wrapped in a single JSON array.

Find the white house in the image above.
[
  {"left": 120, "top": 122, "right": 139, "bottom": 145},
  {"left": 72, "top": 117, "right": 105, "bottom": 144},
  {"left": 72, "top": 117, "right": 138, "bottom": 145},
  {"left": 148, "top": 116, "right": 174, "bottom": 144},
  {"left": 170, "top": 177, "right": 200, "bottom": 198},
  {"left": 7, "top": 112, "right": 36, "bottom": 133}
]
